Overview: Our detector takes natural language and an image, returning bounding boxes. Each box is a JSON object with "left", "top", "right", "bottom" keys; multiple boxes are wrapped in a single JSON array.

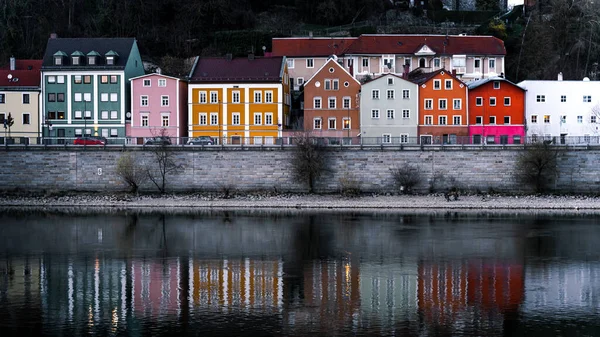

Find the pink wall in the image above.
[
  {"left": 468, "top": 126, "right": 525, "bottom": 144},
  {"left": 130, "top": 74, "right": 187, "bottom": 144}
]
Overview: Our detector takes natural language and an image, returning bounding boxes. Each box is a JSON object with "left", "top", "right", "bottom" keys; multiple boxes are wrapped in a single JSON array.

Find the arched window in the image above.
[{"left": 419, "top": 58, "right": 426, "bottom": 68}]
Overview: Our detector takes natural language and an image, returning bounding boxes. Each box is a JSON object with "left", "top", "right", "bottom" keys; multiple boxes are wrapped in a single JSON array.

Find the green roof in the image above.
[
  {"left": 86, "top": 51, "right": 101, "bottom": 56},
  {"left": 53, "top": 51, "right": 67, "bottom": 57},
  {"left": 105, "top": 50, "right": 119, "bottom": 57},
  {"left": 71, "top": 51, "right": 85, "bottom": 56}
]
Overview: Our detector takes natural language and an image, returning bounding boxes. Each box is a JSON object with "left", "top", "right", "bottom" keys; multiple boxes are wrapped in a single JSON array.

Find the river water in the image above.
[{"left": 0, "top": 209, "right": 599, "bottom": 336}]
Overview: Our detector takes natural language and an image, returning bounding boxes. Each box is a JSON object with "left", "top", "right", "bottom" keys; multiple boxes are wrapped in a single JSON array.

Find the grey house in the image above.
[{"left": 360, "top": 74, "right": 419, "bottom": 144}]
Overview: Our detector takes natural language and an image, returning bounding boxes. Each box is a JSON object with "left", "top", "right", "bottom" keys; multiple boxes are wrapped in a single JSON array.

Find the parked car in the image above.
[
  {"left": 73, "top": 136, "right": 107, "bottom": 145},
  {"left": 145, "top": 136, "right": 172, "bottom": 145},
  {"left": 187, "top": 136, "right": 215, "bottom": 145}
]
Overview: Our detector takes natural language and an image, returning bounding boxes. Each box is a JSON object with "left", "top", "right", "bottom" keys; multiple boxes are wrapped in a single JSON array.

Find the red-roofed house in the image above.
[
  {"left": 0, "top": 57, "right": 42, "bottom": 144},
  {"left": 272, "top": 34, "right": 506, "bottom": 85},
  {"left": 187, "top": 55, "right": 290, "bottom": 145}
]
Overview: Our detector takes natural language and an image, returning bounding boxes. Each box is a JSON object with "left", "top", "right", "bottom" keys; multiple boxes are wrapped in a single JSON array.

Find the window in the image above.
[
  {"left": 110, "top": 93, "right": 117, "bottom": 102},
  {"left": 561, "top": 95, "right": 566, "bottom": 102},
  {"left": 199, "top": 113, "right": 207, "bottom": 125},
  {"left": 489, "top": 97, "right": 496, "bottom": 106},
  {"left": 424, "top": 99, "right": 433, "bottom": 110},
  {"left": 110, "top": 76, "right": 118, "bottom": 84},
  {"left": 343, "top": 118, "right": 350, "bottom": 129},
  {"left": 489, "top": 116, "right": 496, "bottom": 124},
  {"left": 47, "top": 76, "right": 56, "bottom": 83},
  {"left": 101, "top": 76, "right": 108, "bottom": 84},
  {"left": 57, "top": 111, "right": 65, "bottom": 119},
  {"left": 106, "top": 57, "right": 115, "bottom": 65},
  {"left": 434, "top": 58, "right": 441, "bottom": 68},
  {"left": 578, "top": 115, "right": 583, "bottom": 123},
  {"left": 210, "top": 91, "right": 218, "bottom": 103},
  {"left": 110, "top": 111, "right": 117, "bottom": 119},
  {"left": 502, "top": 97, "right": 510, "bottom": 106},
  {"left": 439, "top": 116, "right": 447, "bottom": 125},
  {"left": 328, "top": 118, "right": 336, "bottom": 129},
  {"left": 560, "top": 115, "right": 566, "bottom": 124},
  {"left": 474, "top": 59, "right": 481, "bottom": 69},
  {"left": 55, "top": 56, "right": 62, "bottom": 65},
  {"left": 232, "top": 113, "right": 240, "bottom": 125},
  {"left": 56, "top": 76, "right": 64, "bottom": 84},
  {"left": 232, "top": 91, "right": 240, "bottom": 103},
  {"left": 433, "top": 79, "right": 441, "bottom": 90},
  {"left": 504, "top": 116, "right": 510, "bottom": 124},
  {"left": 74, "top": 93, "right": 82, "bottom": 102},
  {"left": 425, "top": 116, "right": 433, "bottom": 125},
  {"left": 141, "top": 115, "right": 148, "bottom": 127},
  {"left": 371, "top": 90, "right": 380, "bottom": 99},
  {"left": 489, "top": 59, "right": 496, "bottom": 70},
  {"left": 75, "top": 129, "right": 82, "bottom": 136},
  {"left": 439, "top": 99, "right": 447, "bottom": 110},
  {"left": 513, "top": 135, "right": 521, "bottom": 144},
  {"left": 493, "top": 81, "right": 500, "bottom": 89},
  {"left": 387, "top": 77, "right": 394, "bottom": 85},
  {"left": 84, "top": 76, "right": 91, "bottom": 84},
  {"left": 585, "top": 134, "right": 591, "bottom": 143},
  {"left": 254, "top": 91, "right": 262, "bottom": 103},
  {"left": 402, "top": 89, "right": 410, "bottom": 99},
  {"left": 22, "top": 113, "right": 30, "bottom": 125},
  {"left": 297, "top": 77, "right": 304, "bottom": 86},
  {"left": 584, "top": 95, "right": 592, "bottom": 102},
  {"left": 332, "top": 80, "right": 339, "bottom": 90},
  {"left": 531, "top": 115, "right": 538, "bottom": 123},
  {"left": 158, "top": 79, "right": 166, "bottom": 87},
  {"left": 161, "top": 95, "right": 169, "bottom": 106},
  {"left": 403, "top": 58, "right": 411, "bottom": 68},
  {"left": 476, "top": 116, "right": 482, "bottom": 124},
  {"left": 453, "top": 99, "right": 461, "bottom": 110},
  {"left": 536, "top": 95, "right": 545, "bottom": 102},
  {"left": 143, "top": 79, "right": 151, "bottom": 87},
  {"left": 362, "top": 58, "right": 369, "bottom": 67},
  {"left": 162, "top": 115, "right": 169, "bottom": 127},
  {"left": 75, "top": 110, "right": 83, "bottom": 119},
  {"left": 328, "top": 97, "right": 336, "bottom": 109},
  {"left": 371, "top": 109, "right": 380, "bottom": 119},
  {"left": 74, "top": 75, "right": 82, "bottom": 84},
  {"left": 592, "top": 115, "right": 597, "bottom": 123},
  {"left": 313, "top": 118, "right": 322, "bottom": 129},
  {"left": 22, "top": 94, "right": 30, "bottom": 104},
  {"left": 314, "top": 97, "right": 322, "bottom": 109},
  {"left": 453, "top": 116, "right": 461, "bottom": 125},
  {"left": 48, "top": 93, "right": 56, "bottom": 102},
  {"left": 287, "top": 59, "right": 294, "bottom": 69},
  {"left": 306, "top": 58, "right": 314, "bottom": 68},
  {"left": 100, "top": 111, "right": 108, "bottom": 119},
  {"left": 265, "top": 91, "right": 273, "bottom": 103},
  {"left": 387, "top": 109, "right": 395, "bottom": 119},
  {"left": 57, "top": 93, "right": 65, "bottom": 102},
  {"left": 402, "top": 109, "right": 410, "bottom": 119},
  {"left": 544, "top": 115, "right": 550, "bottom": 123},
  {"left": 254, "top": 113, "right": 262, "bottom": 125},
  {"left": 265, "top": 113, "right": 273, "bottom": 125},
  {"left": 476, "top": 97, "right": 483, "bottom": 106},
  {"left": 140, "top": 95, "right": 148, "bottom": 106},
  {"left": 382, "top": 134, "right": 391, "bottom": 144},
  {"left": 343, "top": 97, "right": 350, "bottom": 109},
  {"left": 326, "top": 79, "right": 333, "bottom": 91},
  {"left": 211, "top": 113, "right": 219, "bottom": 125},
  {"left": 387, "top": 89, "right": 395, "bottom": 99},
  {"left": 445, "top": 79, "right": 452, "bottom": 90}
]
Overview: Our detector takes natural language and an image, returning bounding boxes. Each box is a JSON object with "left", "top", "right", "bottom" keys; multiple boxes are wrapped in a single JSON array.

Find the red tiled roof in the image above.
[
  {"left": 272, "top": 35, "right": 505, "bottom": 57},
  {"left": 0, "top": 59, "right": 42, "bottom": 88},
  {"left": 189, "top": 56, "right": 285, "bottom": 83},
  {"left": 272, "top": 37, "right": 358, "bottom": 57},
  {"left": 0, "top": 59, "right": 43, "bottom": 70}
]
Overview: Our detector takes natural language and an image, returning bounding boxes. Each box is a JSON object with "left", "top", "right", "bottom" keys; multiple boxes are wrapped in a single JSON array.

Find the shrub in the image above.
[
  {"left": 514, "top": 142, "right": 559, "bottom": 193},
  {"left": 390, "top": 164, "right": 422, "bottom": 194},
  {"left": 339, "top": 173, "right": 361, "bottom": 197}
]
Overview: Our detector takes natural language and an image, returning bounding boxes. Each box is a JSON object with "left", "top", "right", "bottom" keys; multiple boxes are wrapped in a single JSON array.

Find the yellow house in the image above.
[{"left": 187, "top": 55, "right": 290, "bottom": 145}]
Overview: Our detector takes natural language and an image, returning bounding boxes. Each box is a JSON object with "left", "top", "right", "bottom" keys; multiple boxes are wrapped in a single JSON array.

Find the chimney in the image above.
[
  {"left": 248, "top": 53, "right": 255, "bottom": 61},
  {"left": 558, "top": 72, "right": 563, "bottom": 81},
  {"left": 50, "top": 33, "right": 58, "bottom": 39},
  {"left": 9, "top": 56, "right": 16, "bottom": 71},
  {"left": 452, "top": 69, "right": 457, "bottom": 76},
  {"left": 403, "top": 64, "right": 410, "bottom": 77},
  {"left": 225, "top": 53, "right": 233, "bottom": 61}
]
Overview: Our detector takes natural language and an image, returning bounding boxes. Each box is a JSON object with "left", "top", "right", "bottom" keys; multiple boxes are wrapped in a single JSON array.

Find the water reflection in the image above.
[{"left": 0, "top": 210, "right": 600, "bottom": 336}]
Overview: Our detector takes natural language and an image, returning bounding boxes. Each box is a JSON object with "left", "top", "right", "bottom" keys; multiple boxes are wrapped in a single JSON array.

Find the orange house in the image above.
[
  {"left": 415, "top": 69, "right": 468, "bottom": 144},
  {"left": 187, "top": 55, "right": 290, "bottom": 145}
]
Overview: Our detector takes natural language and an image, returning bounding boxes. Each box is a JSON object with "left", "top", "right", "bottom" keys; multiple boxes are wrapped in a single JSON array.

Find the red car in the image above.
[{"left": 73, "top": 136, "right": 107, "bottom": 145}]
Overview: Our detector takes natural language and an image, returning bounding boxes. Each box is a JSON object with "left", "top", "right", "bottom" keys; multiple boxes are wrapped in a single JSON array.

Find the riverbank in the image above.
[{"left": 1, "top": 192, "right": 600, "bottom": 210}]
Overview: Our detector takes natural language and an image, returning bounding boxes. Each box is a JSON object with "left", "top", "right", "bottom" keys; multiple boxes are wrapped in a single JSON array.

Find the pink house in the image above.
[{"left": 128, "top": 73, "right": 188, "bottom": 144}]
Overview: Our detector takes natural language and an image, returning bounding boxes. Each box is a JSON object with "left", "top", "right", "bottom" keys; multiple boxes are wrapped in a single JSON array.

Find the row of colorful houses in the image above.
[{"left": 2, "top": 34, "right": 600, "bottom": 146}]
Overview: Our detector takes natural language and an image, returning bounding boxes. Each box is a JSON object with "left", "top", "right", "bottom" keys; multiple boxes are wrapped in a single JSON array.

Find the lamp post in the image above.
[{"left": 218, "top": 99, "right": 221, "bottom": 145}]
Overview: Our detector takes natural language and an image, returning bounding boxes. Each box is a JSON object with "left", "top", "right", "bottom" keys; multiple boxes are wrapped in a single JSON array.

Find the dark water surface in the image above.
[{"left": 0, "top": 209, "right": 599, "bottom": 336}]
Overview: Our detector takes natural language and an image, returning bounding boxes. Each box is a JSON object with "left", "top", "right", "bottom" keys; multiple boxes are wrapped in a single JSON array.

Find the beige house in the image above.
[{"left": 0, "top": 58, "right": 42, "bottom": 144}]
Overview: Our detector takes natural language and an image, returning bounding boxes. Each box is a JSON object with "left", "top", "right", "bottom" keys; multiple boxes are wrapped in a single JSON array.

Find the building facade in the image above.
[
  {"left": 187, "top": 55, "right": 290, "bottom": 145},
  {"left": 415, "top": 69, "right": 469, "bottom": 144},
  {"left": 40, "top": 36, "right": 144, "bottom": 143},
  {"left": 0, "top": 58, "right": 42, "bottom": 144},
  {"left": 128, "top": 73, "right": 188, "bottom": 144},
  {"left": 360, "top": 74, "right": 420, "bottom": 144},
  {"left": 519, "top": 76, "right": 600, "bottom": 144},
  {"left": 303, "top": 57, "right": 361, "bottom": 143},
  {"left": 467, "top": 77, "right": 526, "bottom": 144}
]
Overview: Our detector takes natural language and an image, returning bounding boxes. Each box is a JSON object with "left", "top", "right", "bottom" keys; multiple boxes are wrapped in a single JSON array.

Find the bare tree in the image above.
[
  {"left": 390, "top": 164, "right": 422, "bottom": 194},
  {"left": 116, "top": 151, "right": 145, "bottom": 193},
  {"left": 145, "top": 128, "right": 179, "bottom": 193},
  {"left": 290, "top": 132, "right": 326, "bottom": 193},
  {"left": 514, "top": 142, "right": 559, "bottom": 193}
]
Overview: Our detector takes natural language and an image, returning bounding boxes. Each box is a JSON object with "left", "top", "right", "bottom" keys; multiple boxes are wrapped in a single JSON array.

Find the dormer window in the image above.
[
  {"left": 53, "top": 51, "right": 67, "bottom": 66},
  {"left": 71, "top": 51, "right": 84, "bottom": 65},
  {"left": 105, "top": 50, "right": 119, "bottom": 66},
  {"left": 106, "top": 56, "right": 114, "bottom": 65},
  {"left": 87, "top": 51, "right": 100, "bottom": 65},
  {"left": 55, "top": 57, "right": 62, "bottom": 65}
]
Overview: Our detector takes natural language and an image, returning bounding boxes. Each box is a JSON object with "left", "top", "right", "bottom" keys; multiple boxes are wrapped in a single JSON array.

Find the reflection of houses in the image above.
[{"left": 133, "top": 259, "right": 180, "bottom": 316}]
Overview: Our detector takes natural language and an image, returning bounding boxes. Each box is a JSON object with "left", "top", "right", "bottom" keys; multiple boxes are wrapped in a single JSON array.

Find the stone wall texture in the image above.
[{"left": 1, "top": 146, "right": 600, "bottom": 194}]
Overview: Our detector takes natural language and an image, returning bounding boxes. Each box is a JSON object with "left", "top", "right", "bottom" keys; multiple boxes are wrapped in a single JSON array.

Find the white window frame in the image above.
[
  {"left": 75, "top": 110, "right": 83, "bottom": 119},
  {"left": 504, "top": 97, "right": 511, "bottom": 106},
  {"left": 314, "top": 97, "right": 322, "bottom": 109},
  {"left": 489, "top": 97, "right": 496, "bottom": 106},
  {"left": 453, "top": 115, "right": 461, "bottom": 125},
  {"left": 400, "top": 134, "right": 409, "bottom": 143},
  {"left": 371, "top": 89, "right": 380, "bottom": 100},
  {"left": 493, "top": 81, "right": 500, "bottom": 89},
  {"left": 439, "top": 116, "right": 447, "bottom": 125},
  {"left": 254, "top": 113, "right": 262, "bottom": 125},
  {"left": 110, "top": 111, "right": 118, "bottom": 119},
  {"left": 101, "top": 93, "right": 109, "bottom": 102},
  {"left": 387, "top": 109, "right": 395, "bottom": 119},
  {"left": 342, "top": 118, "right": 350, "bottom": 130},
  {"left": 531, "top": 115, "right": 538, "bottom": 124},
  {"left": 382, "top": 134, "right": 391, "bottom": 144},
  {"left": 210, "top": 91, "right": 218, "bottom": 103},
  {"left": 287, "top": 59, "right": 294, "bottom": 69},
  {"left": 476, "top": 116, "right": 482, "bottom": 124},
  {"left": 199, "top": 113, "right": 207, "bottom": 125},
  {"left": 433, "top": 79, "right": 441, "bottom": 90},
  {"left": 313, "top": 118, "right": 322, "bottom": 130},
  {"left": 74, "top": 93, "right": 82, "bottom": 102},
  {"left": 402, "top": 89, "right": 410, "bottom": 99},
  {"left": 141, "top": 114, "right": 149, "bottom": 127},
  {"left": 387, "top": 77, "right": 394, "bottom": 85},
  {"left": 158, "top": 79, "right": 167, "bottom": 87},
  {"left": 232, "top": 113, "right": 240, "bottom": 125},
  {"left": 490, "top": 116, "right": 497, "bottom": 124},
  {"left": 328, "top": 97, "right": 336, "bottom": 109},
  {"left": 265, "top": 91, "right": 273, "bottom": 103},
  {"left": 343, "top": 97, "right": 351, "bottom": 109},
  {"left": 210, "top": 113, "right": 218, "bottom": 125},
  {"left": 306, "top": 58, "right": 314, "bottom": 68},
  {"left": 265, "top": 113, "right": 273, "bottom": 125},
  {"left": 110, "top": 93, "right": 118, "bottom": 102},
  {"left": 489, "top": 58, "right": 496, "bottom": 70},
  {"left": 254, "top": 91, "right": 262, "bottom": 103},
  {"left": 476, "top": 97, "right": 483, "bottom": 106},
  {"left": 162, "top": 114, "right": 169, "bottom": 127},
  {"left": 161, "top": 95, "right": 169, "bottom": 107},
  {"left": 328, "top": 118, "right": 336, "bottom": 130},
  {"left": 536, "top": 95, "right": 546, "bottom": 102},
  {"left": 232, "top": 91, "right": 240, "bottom": 103},
  {"left": 199, "top": 91, "right": 207, "bottom": 104},
  {"left": 387, "top": 89, "right": 395, "bottom": 99},
  {"left": 57, "top": 76, "right": 65, "bottom": 84},
  {"left": 143, "top": 79, "right": 151, "bottom": 87},
  {"left": 297, "top": 77, "right": 304, "bottom": 86},
  {"left": 371, "top": 109, "right": 380, "bottom": 119},
  {"left": 439, "top": 99, "right": 447, "bottom": 110},
  {"left": 561, "top": 95, "right": 566, "bottom": 102},
  {"left": 424, "top": 99, "right": 433, "bottom": 110},
  {"left": 445, "top": 79, "right": 452, "bottom": 90},
  {"left": 140, "top": 95, "right": 148, "bottom": 107},
  {"left": 100, "top": 111, "right": 108, "bottom": 120},
  {"left": 453, "top": 99, "right": 461, "bottom": 110},
  {"left": 402, "top": 109, "right": 410, "bottom": 119}
]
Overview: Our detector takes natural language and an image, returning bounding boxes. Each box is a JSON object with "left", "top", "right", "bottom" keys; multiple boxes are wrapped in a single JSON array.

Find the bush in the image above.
[
  {"left": 390, "top": 164, "right": 422, "bottom": 194},
  {"left": 290, "top": 132, "right": 327, "bottom": 193},
  {"left": 514, "top": 142, "right": 559, "bottom": 193},
  {"left": 116, "top": 152, "right": 145, "bottom": 193},
  {"left": 339, "top": 173, "right": 361, "bottom": 197}
]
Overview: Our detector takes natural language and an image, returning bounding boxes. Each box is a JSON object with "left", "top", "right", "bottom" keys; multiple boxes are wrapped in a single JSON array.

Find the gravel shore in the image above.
[{"left": 1, "top": 192, "right": 600, "bottom": 210}]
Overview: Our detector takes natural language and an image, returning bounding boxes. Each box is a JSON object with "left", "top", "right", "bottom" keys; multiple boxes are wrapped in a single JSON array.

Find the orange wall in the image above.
[
  {"left": 468, "top": 80, "right": 526, "bottom": 125},
  {"left": 418, "top": 71, "right": 468, "bottom": 136}
]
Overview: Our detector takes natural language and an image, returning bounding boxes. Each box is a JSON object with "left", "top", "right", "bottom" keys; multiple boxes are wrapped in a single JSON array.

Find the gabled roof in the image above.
[
  {"left": 0, "top": 59, "right": 42, "bottom": 89},
  {"left": 410, "top": 68, "right": 466, "bottom": 86},
  {"left": 467, "top": 76, "right": 525, "bottom": 91},
  {"left": 129, "top": 73, "right": 182, "bottom": 81},
  {"left": 303, "top": 57, "right": 361, "bottom": 86},
  {"left": 361, "top": 73, "right": 416, "bottom": 86},
  {"left": 42, "top": 38, "right": 137, "bottom": 69},
  {"left": 272, "top": 37, "right": 358, "bottom": 57},
  {"left": 188, "top": 56, "right": 285, "bottom": 83}
]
